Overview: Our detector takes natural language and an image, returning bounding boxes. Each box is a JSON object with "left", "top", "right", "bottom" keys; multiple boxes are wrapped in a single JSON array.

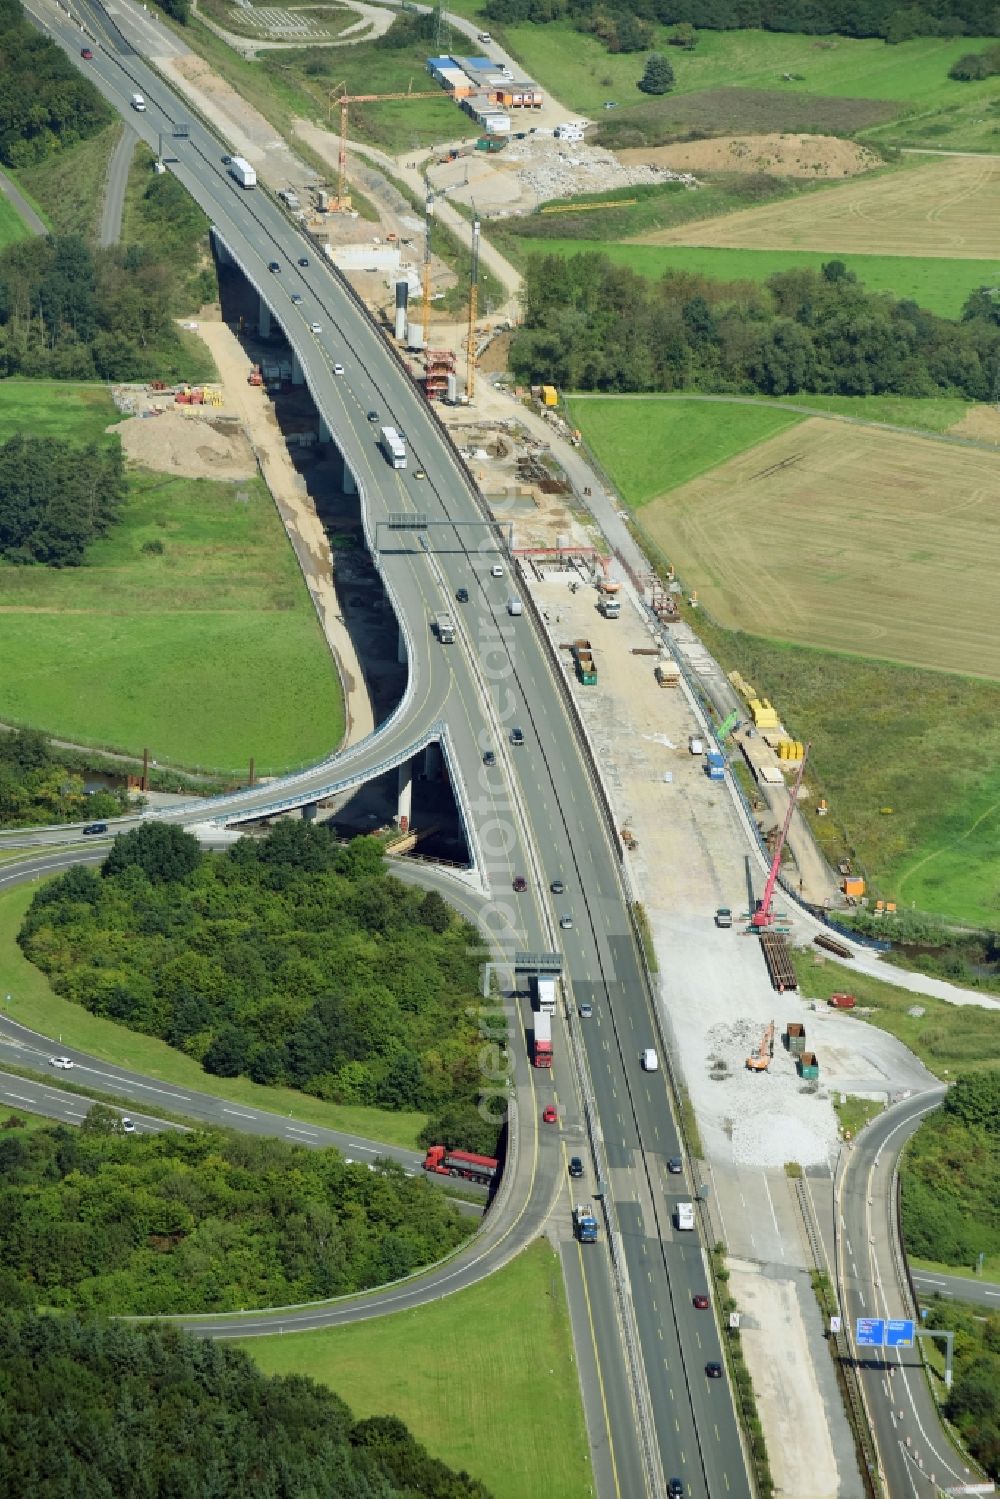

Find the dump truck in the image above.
[
  {"left": 798, "top": 1051, "right": 820, "bottom": 1080},
  {"left": 228, "top": 156, "right": 257, "bottom": 189},
  {"left": 573, "top": 1203, "right": 599, "bottom": 1243},
  {"left": 573, "top": 639, "right": 597, "bottom": 685},
  {"left": 422, "top": 1145, "right": 498, "bottom": 1186},
  {"left": 434, "top": 612, "right": 456, "bottom": 644},
  {"left": 533, "top": 1011, "right": 553, "bottom": 1067},
  {"left": 786, "top": 1021, "right": 806, "bottom": 1055}
]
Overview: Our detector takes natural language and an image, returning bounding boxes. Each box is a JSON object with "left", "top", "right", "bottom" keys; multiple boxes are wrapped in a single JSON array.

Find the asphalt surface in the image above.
[
  {"left": 911, "top": 1266, "right": 1000, "bottom": 1310},
  {"left": 838, "top": 1091, "right": 982, "bottom": 1498},
  {"left": 19, "top": 5, "right": 752, "bottom": 1493},
  {"left": 99, "top": 122, "right": 136, "bottom": 245},
  {"left": 0, "top": 166, "right": 47, "bottom": 235}
]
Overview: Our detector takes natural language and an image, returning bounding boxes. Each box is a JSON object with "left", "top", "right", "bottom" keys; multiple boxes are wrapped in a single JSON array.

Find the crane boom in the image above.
[{"left": 751, "top": 741, "right": 810, "bottom": 929}]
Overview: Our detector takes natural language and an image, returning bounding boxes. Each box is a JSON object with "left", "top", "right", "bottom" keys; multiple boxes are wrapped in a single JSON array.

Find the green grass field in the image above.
[
  {"left": 793, "top": 950, "right": 1000, "bottom": 1072},
  {"left": 528, "top": 242, "right": 1000, "bottom": 320},
  {"left": 0, "top": 189, "right": 31, "bottom": 249},
  {"left": 566, "top": 396, "right": 803, "bottom": 504},
  {"left": 500, "top": 22, "right": 1000, "bottom": 124},
  {"left": 12, "top": 121, "right": 121, "bottom": 239},
  {"left": 0, "top": 879, "right": 428, "bottom": 1148},
  {"left": 0, "top": 382, "right": 344, "bottom": 772},
  {"left": 242, "top": 1241, "right": 591, "bottom": 1499}
]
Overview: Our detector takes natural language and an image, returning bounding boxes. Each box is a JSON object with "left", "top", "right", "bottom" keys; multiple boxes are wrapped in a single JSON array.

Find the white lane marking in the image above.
[{"left": 223, "top": 1109, "right": 255, "bottom": 1119}]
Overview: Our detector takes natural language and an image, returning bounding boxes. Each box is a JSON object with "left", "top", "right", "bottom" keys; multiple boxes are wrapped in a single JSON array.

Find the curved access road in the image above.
[{"left": 837, "top": 1089, "right": 986, "bottom": 1498}]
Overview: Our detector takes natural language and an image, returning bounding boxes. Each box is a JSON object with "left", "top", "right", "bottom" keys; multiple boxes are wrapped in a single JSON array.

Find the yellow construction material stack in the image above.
[
  {"left": 749, "top": 697, "right": 779, "bottom": 729},
  {"left": 778, "top": 739, "right": 805, "bottom": 760},
  {"left": 540, "top": 384, "right": 558, "bottom": 407},
  {"left": 727, "top": 670, "right": 757, "bottom": 702}
]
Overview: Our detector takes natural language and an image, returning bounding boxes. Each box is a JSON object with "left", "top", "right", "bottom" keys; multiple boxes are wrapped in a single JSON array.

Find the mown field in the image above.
[
  {"left": 638, "top": 154, "right": 1000, "bottom": 259},
  {"left": 0, "top": 382, "right": 344, "bottom": 772},
  {"left": 0, "top": 879, "right": 427, "bottom": 1149},
  {"left": 637, "top": 415, "right": 1000, "bottom": 680},
  {"left": 243, "top": 1240, "right": 592, "bottom": 1499},
  {"left": 529, "top": 242, "right": 1000, "bottom": 319}
]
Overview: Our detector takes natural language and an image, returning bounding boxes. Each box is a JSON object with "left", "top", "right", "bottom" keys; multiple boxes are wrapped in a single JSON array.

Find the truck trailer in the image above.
[
  {"left": 532, "top": 975, "right": 557, "bottom": 1014},
  {"left": 675, "top": 1201, "right": 695, "bottom": 1231},
  {"left": 228, "top": 156, "right": 257, "bottom": 188},
  {"left": 533, "top": 1011, "right": 553, "bottom": 1067},
  {"left": 422, "top": 1145, "right": 499, "bottom": 1186}
]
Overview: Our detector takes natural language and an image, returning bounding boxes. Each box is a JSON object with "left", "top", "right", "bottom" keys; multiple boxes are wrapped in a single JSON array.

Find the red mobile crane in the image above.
[{"left": 751, "top": 741, "right": 810, "bottom": 929}]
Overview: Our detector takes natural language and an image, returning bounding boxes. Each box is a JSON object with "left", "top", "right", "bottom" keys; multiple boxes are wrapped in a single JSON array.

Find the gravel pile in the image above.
[
  {"left": 502, "top": 135, "right": 698, "bottom": 211},
  {"left": 705, "top": 1019, "right": 839, "bottom": 1170}
]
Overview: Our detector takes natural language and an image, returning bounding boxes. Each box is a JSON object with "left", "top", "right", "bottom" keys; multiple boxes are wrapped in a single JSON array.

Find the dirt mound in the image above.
[
  {"left": 618, "top": 133, "right": 881, "bottom": 179},
  {"left": 110, "top": 410, "right": 256, "bottom": 481}
]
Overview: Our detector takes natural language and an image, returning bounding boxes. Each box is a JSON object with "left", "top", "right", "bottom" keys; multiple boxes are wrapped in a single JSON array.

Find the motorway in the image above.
[
  {"left": 838, "top": 1090, "right": 985, "bottom": 1498},
  {"left": 17, "top": 3, "right": 755, "bottom": 1493}
]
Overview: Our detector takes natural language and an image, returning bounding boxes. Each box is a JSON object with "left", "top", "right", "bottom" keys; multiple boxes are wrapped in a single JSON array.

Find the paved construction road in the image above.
[{"left": 19, "top": 4, "right": 753, "bottom": 1494}]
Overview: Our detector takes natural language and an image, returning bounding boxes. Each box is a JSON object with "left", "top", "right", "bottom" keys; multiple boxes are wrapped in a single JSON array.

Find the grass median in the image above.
[
  {"left": 241, "top": 1240, "right": 592, "bottom": 1499},
  {"left": 0, "top": 880, "right": 427, "bottom": 1151}
]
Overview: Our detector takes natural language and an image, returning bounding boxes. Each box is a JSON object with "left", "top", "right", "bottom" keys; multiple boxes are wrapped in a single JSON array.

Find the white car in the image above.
[
  {"left": 120, "top": 1117, "right": 137, "bottom": 1134},
  {"left": 491, "top": 562, "right": 505, "bottom": 578},
  {"left": 50, "top": 1056, "right": 73, "bottom": 1070},
  {"left": 309, "top": 321, "right": 322, "bottom": 334},
  {"left": 332, "top": 363, "right": 344, "bottom": 376}
]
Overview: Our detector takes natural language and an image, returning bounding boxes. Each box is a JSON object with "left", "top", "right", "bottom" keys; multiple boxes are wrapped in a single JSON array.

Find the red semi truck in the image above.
[
  {"left": 533, "top": 1011, "right": 553, "bottom": 1067},
  {"left": 422, "top": 1146, "right": 499, "bottom": 1186}
]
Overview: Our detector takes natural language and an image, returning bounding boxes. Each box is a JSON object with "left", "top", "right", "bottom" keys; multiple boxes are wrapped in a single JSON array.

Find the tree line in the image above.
[
  {"left": 0, "top": 431, "right": 125, "bottom": 566},
  {"left": 511, "top": 252, "right": 1000, "bottom": 399},
  {"left": 483, "top": 0, "right": 1000, "bottom": 47},
  {"left": 0, "top": 1107, "right": 472, "bottom": 1314},
  {"left": 0, "top": 0, "right": 111, "bottom": 169},
  {"left": 0, "top": 1307, "right": 491, "bottom": 1498},
  {"left": 0, "top": 729, "right": 130, "bottom": 828},
  {"left": 901, "top": 1071, "right": 999, "bottom": 1267},
  {"left": 20, "top": 823, "right": 506, "bottom": 1153}
]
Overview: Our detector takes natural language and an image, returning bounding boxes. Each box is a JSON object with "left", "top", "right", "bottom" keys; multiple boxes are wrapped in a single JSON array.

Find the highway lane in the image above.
[
  {"left": 838, "top": 1090, "right": 982, "bottom": 1498},
  {"left": 19, "top": 7, "right": 751, "bottom": 1492},
  {"left": 911, "top": 1267, "right": 1000, "bottom": 1311}
]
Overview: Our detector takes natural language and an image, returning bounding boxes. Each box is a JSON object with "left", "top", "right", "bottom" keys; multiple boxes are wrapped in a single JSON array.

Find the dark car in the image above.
[
  {"left": 298, "top": 256, "right": 309, "bottom": 267},
  {"left": 550, "top": 879, "right": 565, "bottom": 895},
  {"left": 456, "top": 587, "right": 469, "bottom": 603},
  {"left": 693, "top": 1294, "right": 710, "bottom": 1310},
  {"left": 482, "top": 750, "right": 496, "bottom": 767},
  {"left": 222, "top": 154, "right": 232, "bottom": 164},
  {"left": 667, "top": 1156, "right": 683, "bottom": 1174},
  {"left": 268, "top": 261, "right": 280, "bottom": 272},
  {"left": 367, "top": 410, "right": 379, "bottom": 423},
  {"left": 82, "top": 822, "right": 108, "bottom": 836},
  {"left": 667, "top": 1481, "right": 685, "bottom": 1498},
  {"left": 510, "top": 727, "right": 525, "bottom": 747},
  {"left": 568, "top": 1156, "right": 584, "bottom": 1178},
  {"left": 512, "top": 875, "right": 527, "bottom": 893},
  {"left": 706, "top": 1362, "right": 723, "bottom": 1379},
  {"left": 81, "top": 46, "right": 93, "bottom": 58}
]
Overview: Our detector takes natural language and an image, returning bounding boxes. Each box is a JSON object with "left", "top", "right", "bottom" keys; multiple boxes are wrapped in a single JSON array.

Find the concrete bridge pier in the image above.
[
  {"left": 397, "top": 760, "right": 413, "bottom": 829},
  {"left": 258, "top": 296, "right": 271, "bottom": 339},
  {"left": 291, "top": 353, "right": 304, "bottom": 386},
  {"left": 423, "top": 743, "right": 442, "bottom": 781},
  {"left": 302, "top": 801, "right": 318, "bottom": 821}
]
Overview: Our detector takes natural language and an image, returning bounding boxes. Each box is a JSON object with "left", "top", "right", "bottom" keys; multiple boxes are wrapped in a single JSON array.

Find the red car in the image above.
[
  {"left": 693, "top": 1294, "right": 710, "bottom": 1310},
  {"left": 81, "top": 46, "right": 93, "bottom": 58},
  {"left": 542, "top": 1105, "right": 558, "bottom": 1124}
]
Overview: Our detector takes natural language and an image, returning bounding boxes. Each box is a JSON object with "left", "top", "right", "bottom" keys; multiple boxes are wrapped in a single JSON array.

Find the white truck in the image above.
[
  {"left": 532, "top": 976, "right": 557, "bottom": 1014},
  {"left": 228, "top": 156, "right": 257, "bottom": 189},
  {"left": 675, "top": 1201, "right": 695, "bottom": 1231},
  {"left": 434, "top": 612, "right": 455, "bottom": 645}
]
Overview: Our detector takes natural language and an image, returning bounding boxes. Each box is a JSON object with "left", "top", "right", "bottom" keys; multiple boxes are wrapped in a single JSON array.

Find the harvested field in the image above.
[
  {"left": 640, "top": 416, "right": 1000, "bottom": 679},
  {"left": 617, "top": 133, "right": 882, "bottom": 180},
  {"left": 596, "top": 88, "right": 898, "bottom": 149},
  {"left": 636, "top": 154, "right": 1000, "bottom": 258}
]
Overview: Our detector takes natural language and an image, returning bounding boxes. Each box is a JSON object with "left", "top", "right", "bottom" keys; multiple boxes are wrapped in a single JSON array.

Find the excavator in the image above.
[{"left": 746, "top": 1020, "right": 775, "bottom": 1072}]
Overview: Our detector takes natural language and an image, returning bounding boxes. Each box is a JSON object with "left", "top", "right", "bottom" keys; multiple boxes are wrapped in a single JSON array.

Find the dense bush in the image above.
[
  {"left": 0, "top": 729, "right": 130, "bottom": 828},
  {"left": 0, "top": 1309, "right": 492, "bottom": 1498},
  {"left": 901, "top": 1072, "right": 1000, "bottom": 1266},
  {"left": 0, "top": 0, "right": 111, "bottom": 168},
  {"left": 511, "top": 252, "right": 1000, "bottom": 398},
  {"left": 950, "top": 41, "right": 1000, "bottom": 75},
  {"left": 20, "top": 825, "right": 503, "bottom": 1143},
  {"left": 924, "top": 1301, "right": 1000, "bottom": 1478},
  {"left": 0, "top": 1111, "right": 472, "bottom": 1312},
  {"left": 0, "top": 430, "right": 125, "bottom": 565}
]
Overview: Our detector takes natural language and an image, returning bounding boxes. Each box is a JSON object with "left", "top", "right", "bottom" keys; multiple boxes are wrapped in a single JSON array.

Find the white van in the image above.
[
  {"left": 689, "top": 735, "right": 705, "bottom": 755},
  {"left": 507, "top": 596, "right": 523, "bottom": 616},
  {"left": 641, "top": 1047, "right": 659, "bottom": 1072},
  {"left": 490, "top": 562, "right": 505, "bottom": 578},
  {"left": 131, "top": 93, "right": 146, "bottom": 112}
]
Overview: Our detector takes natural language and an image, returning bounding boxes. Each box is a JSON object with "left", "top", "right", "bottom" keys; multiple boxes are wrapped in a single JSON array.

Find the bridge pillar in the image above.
[
  {"left": 291, "top": 354, "right": 305, "bottom": 386},
  {"left": 397, "top": 624, "right": 407, "bottom": 665},
  {"left": 423, "top": 743, "right": 441, "bottom": 781},
  {"left": 213, "top": 234, "right": 236, "bottom": 268},
  {"left": 342, "top": 460, "right": 357, "bottom": 496},
  {"left": 258, "top": 296, "right": 271, "bottom": 339},
  {"left": 397, "top": 760, "right": 413, "bottom": 829},
  {"left": 302, "top": 801, "right": 318, "bottom": 821},
  {"left": 318, "top": 415, "right": 332, "bottom": 445}
]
